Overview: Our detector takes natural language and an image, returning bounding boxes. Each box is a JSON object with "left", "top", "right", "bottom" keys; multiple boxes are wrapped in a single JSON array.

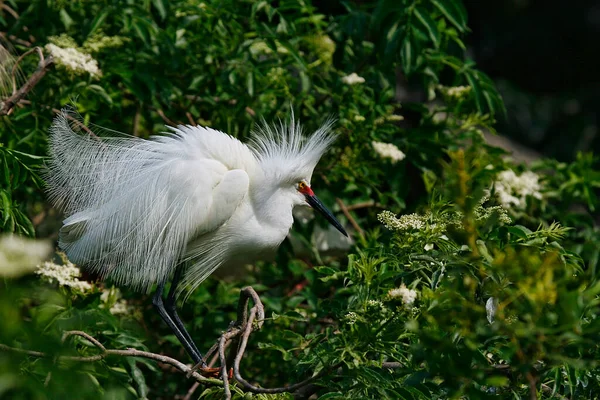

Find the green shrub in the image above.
[{"left": 1, "top": 0, "right": 599, "bottom": 399}]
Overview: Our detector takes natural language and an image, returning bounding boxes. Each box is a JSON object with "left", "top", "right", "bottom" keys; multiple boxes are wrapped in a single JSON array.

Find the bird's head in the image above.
[{"left": 249, "top": 116, "right": 347, "bottom": 237}]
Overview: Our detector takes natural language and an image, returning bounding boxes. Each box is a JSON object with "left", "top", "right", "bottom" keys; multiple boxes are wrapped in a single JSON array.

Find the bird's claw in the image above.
[{"left": 200, "top": 366, "right": 233, "bottom": 380}]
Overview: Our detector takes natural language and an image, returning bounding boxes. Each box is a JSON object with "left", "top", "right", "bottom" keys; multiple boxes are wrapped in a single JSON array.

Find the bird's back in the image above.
[{"left": 46, "top": 112, "right": 257, "bottom": 292}]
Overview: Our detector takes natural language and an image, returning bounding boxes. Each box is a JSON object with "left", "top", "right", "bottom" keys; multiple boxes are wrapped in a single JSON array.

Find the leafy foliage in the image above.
[{"left": 1, "top": 0, "right": 600, "bottom": 399}]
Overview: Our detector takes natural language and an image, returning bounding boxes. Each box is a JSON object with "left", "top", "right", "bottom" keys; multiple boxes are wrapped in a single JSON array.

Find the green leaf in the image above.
[
  {"left": 127, "top": 358, "right": 148, "bottom": 398},
  {"left": 464, "top": 70, "right": 484, "bottom": 113},
  {"left": 2, "top": 154, "right": 10, "bottom": 186},
  {"left": 87, "top": 9, "right": 109, "bottom": 36},
  {"left": 485, "top": 375, "right": 509, "bottom": 387},
  {"left": 8, "top": 150, "right": 44, "bottom": 160},
  {"left": 317, "top": 392, "right": 345, "bottom": 400},
  {"left": 59, "top": 9, "right": 74, "bottom": 29},
  {"left": 246, "top": 71, "right": 254, "bottom": 97},
  {"left": 400, "top": 36, "right": 414, "bottom": 75},
  {"left": 152, "top": 0, "right": 167, "bottom": 20},
  {"left": 431, "top": 0, "right": 467, "bottom": 33},
  {"left": 414, "top": 7, "right": 440, "bottom": 49},
  {"left": 87, "top": 85, "right": 113, "bottom": 105},
  {"left": 0, "top": 191, "right": 11, "bottom": 225},
  {"left": 507, "top": 225, "right": 531, "bottom": 240}
]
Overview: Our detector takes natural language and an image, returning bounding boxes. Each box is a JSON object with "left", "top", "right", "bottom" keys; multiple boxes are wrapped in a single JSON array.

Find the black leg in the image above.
[
  {"left": 165, "top": 265, "right": 205, "bottom": 367},
  {"left": 153, "top": 279, "right": 203, "bottom": 365}
]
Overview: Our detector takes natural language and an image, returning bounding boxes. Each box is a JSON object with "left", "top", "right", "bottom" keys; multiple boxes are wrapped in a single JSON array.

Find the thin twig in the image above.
[
  {"left": 336, "top": 197, "right": 363, "bottom": 238},
  {"left": 16, "top": 99, "right": 100, "bottom": 138},
  {"left": 156, "top": 108, "right": 177, "bottom": 126},
  {"left": 344, "top": 200, "right": 386, "bottom": 211},
  {"left": 0, "top": 335, "right": 222, "bottom": 386},
  {"left": 182, "top": 381, "right": 200, "bottom": 400},
  {"left": 526, "top": 371, "right": 537, "bottom": 400},
  {"left": 227, "top": 288, "right": 341, "bottom": 395},
  {"left": 185, "top": 112, "right": 195, "bottom": 125},
  {"left": 132, "top": 106, "right": 141, "bottom": 137},
  {"left": 1, "top": 47, "right": 53, "bottom": 116},
  {"left": 219, "top": 334, "right": 232, "bottom": 398},
  {"left": 541, "top": 383, "right": 569, "bottom": 400},
  {"left": 0, "top": 3, "right": 19, "bottom": 20},
  {"left": 0, "top": 32, "right": 32, "bottom": 47},
  {"left": 10, "top": 47, "right": 42, "bottom": 95}
]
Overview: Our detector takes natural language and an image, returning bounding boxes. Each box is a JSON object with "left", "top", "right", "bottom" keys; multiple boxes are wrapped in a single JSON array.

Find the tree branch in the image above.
[
  {"left": 0, "top": 46, "right": 53, "bottom": 116},
  {"left": 1, "top": 286, "right": 386, "bottom": 400},
  {"left": 0, "top": 334, "right": 221, "bottom": 386}
]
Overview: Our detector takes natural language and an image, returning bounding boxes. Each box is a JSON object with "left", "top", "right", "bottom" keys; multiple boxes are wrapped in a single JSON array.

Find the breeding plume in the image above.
[{"left": 46, "top": 110, "right": 347, "bottom": 365}]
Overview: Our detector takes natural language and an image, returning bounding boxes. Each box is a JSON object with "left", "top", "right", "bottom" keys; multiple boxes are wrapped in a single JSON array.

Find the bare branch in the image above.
[
  {"left": 0, "top": 334, "right": 222, "bottom": 386},
  {"left": 0, "top": 46, "right": 53, "bottom": 116}
]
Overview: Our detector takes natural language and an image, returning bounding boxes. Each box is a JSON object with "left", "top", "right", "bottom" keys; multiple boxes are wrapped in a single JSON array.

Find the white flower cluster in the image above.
[
  {"left": 45, "top": 43, "right": 101, "bottom": 77},
  {"left": 446, "top": 85, "right": 471, "bottom": 98},
  {"left": 367, "top": 299, "right": 384, "bottom": 309},
  {"left": 495, "top": 170, "right": 543, "bottom": 209},
  {"left": 378, "top": 211, "right": 425, "bottom": 231},
  {"left": 341, "top": 72, "right": 365, "bottom": 85},
  {"left": 344, "top": 311, "right": 359, "bottom": 325},
  {"left": 372, "top": 141, "right": 406, "bottom": 163},
  {"left": 388, "top": 284, "right": 418, "bottom": 306},
  {"left": 35, "top": 259, "right": 92, "bottom": 293},
  {"left": 100, "top": 288, "right": 133, "bottom": 315}
]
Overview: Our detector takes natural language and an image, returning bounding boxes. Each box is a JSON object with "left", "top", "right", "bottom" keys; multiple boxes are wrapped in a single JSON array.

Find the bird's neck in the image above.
[{"left": 250, "top": 187, "right": 294, "bottom": 234}]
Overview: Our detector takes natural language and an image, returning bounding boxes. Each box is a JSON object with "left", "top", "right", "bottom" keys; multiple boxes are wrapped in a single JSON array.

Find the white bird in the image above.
[{"left": 45, "top": 110, "right": 347, "bottom": 365}]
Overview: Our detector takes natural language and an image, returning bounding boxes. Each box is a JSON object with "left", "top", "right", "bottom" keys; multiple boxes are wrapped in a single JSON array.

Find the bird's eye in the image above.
[{"left": 297, "top": 181, "right": 307, "bottom": 191}]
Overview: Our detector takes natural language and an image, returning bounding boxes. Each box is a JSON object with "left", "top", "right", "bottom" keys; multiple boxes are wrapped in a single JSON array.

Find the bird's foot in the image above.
[
  {"left": 188, "top": 360, "right": 233, "bottom": 380},
  {"left": 200, "top": 366, "right": 233, "bottom": 380}
]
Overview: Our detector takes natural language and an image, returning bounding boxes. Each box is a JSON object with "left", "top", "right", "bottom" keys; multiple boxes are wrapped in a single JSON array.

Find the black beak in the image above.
[{"left": 305, "top": 195, "right": 348, "bottom": 237}]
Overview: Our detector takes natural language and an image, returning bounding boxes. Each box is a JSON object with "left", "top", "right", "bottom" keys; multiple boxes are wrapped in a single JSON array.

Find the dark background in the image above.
[{"left": 466, "top": 0, "right": 599, "bottom": 161}]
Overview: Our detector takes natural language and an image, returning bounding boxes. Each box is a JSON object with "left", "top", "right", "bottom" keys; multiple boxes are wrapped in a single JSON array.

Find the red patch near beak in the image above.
[{"left": 298, "top": 183, "right": 315, "bottom": 197}]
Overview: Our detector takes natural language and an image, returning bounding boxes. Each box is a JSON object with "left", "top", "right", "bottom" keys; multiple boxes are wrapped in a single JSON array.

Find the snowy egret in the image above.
[{"left": 45, "top": 110, "right": 347, "bottom": 365}]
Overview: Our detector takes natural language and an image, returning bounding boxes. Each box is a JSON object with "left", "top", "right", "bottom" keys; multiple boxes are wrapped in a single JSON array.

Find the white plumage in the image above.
[{"left": 46, "top": 110, "right": 342, "bottom": 298}]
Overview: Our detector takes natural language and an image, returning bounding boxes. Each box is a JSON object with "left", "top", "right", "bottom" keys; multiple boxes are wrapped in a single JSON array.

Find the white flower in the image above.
[
  {"left": 372, "top": 141, "right": 405, "bottom": 163},
  {"left": 495, "top": 170, "right": 543, "bottom": 209},
  {"left": 388, "top": 284, "right": 418, "bottom": 306},
  {"left": 424, "top": 243, "right": 434, "bottom": 251},
  {"left": 341, "top": 72, "right": 365, "bottom": 85},
  {"left": 36, "top": 258, "right": 92, "bottom": 293},
  {"left": 45, "top": 43, "right": 101, "bottom": 77}
]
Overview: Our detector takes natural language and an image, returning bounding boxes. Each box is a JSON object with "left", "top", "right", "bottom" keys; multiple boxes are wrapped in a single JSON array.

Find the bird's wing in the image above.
[{"left": 46, "top": 111, "right": 254, "bottom": 292}]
